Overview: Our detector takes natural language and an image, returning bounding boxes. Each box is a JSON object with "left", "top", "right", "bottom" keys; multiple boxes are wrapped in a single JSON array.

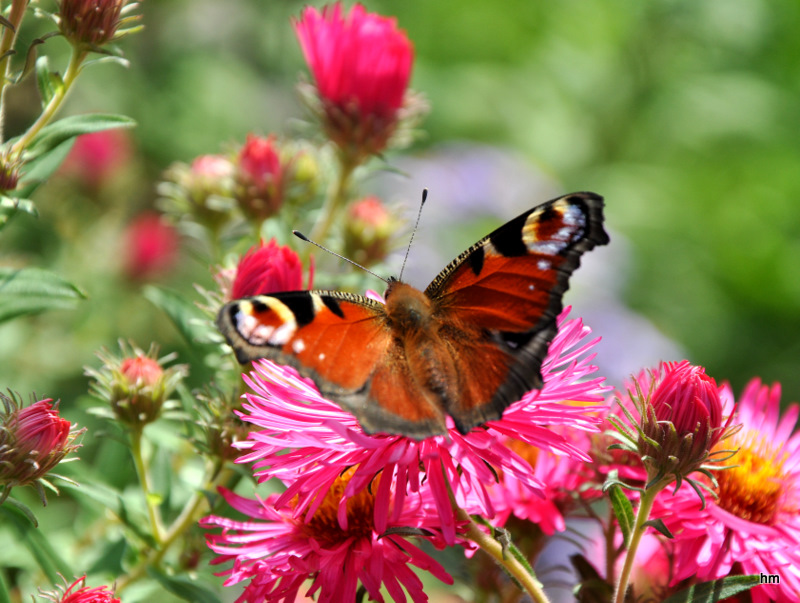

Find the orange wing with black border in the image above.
[{"left": 217, "top": 290, "right": 449, "bottom": 437}]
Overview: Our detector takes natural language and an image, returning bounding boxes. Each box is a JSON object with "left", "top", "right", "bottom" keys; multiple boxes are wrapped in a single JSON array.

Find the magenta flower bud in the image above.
[
  {"left": 122, "top": 212, "right": 179, "bottom": 282},
  {"left": 634, "top": 361, "right": 735, "bottom": 486},
  {"left": 651, "top": 361, "right": 723, "bottom": 448},
  {"left": 0, "top": 394, "right": 83, "bottom": 503},
  {"left": 229, "top": 238, "right": 309, "bottom": 300},
  {"left": 293, "top": 2, "right": 415, "bottom": 163},
  {"left": 59, "top": 0, "right": 127, "bottom": 47},
  {"left": 343, "top": 196, "right": 398, "bottom": 266},
  {"left": 235, "top": 135, "right": 285, "bottom": 220}
]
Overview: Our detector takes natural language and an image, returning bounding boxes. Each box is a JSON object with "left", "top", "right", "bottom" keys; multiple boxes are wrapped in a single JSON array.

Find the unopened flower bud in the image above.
[
  {"left": 235, "top": 135, "right": 284, "bottom": 221},
  {"left": 59, "top": 0, "right": 131, "bottom": 48},
  {"left": 87, "top": 343, "right": 187, "bottom": 427},
  {"left": 122, "top": 212, "right": 179, "bottom": 281},
  {"left": 0, "top": 151, "right": 21, "bottom": 193},
  {"left": 638, "top": 361, "right": 730, "bottom": 483},
  {"left": 157, "top": 155, "right": 237, "bottom": 233},
  {"left": 227, "top": 238, "right": 309, "bottom": 300},
  {"left": 293, "top": 3, "right": 416, "bottom": 165},
  {"left": 0, "top": 394, "right": 83, "bottom": 503},
  {"left": 343, "top": 196, "right": 398, "bottom": 265}
]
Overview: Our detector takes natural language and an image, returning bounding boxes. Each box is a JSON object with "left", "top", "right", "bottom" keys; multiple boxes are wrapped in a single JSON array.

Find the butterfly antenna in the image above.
[
  {"left": 398, "top": 188, "right": 427, "bottom": 282},
  {"left": 292, "top": 230, "right": 389, "bottom": 284}
]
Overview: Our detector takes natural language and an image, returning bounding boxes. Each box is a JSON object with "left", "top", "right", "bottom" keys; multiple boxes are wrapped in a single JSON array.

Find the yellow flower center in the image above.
[
  {"left": 505, "top": 438, "right": 540, "bottom": 468},
  {"left": 300, "top": 467, "right": 377, "bottom": 546},
  {"left": 714, "top": 430, "right": 790, "bottom": 525}
]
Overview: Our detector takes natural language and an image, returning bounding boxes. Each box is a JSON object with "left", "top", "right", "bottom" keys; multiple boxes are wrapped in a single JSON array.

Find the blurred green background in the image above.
[{"left": 3, "top": 0, "right": 800, "bottom": 402}]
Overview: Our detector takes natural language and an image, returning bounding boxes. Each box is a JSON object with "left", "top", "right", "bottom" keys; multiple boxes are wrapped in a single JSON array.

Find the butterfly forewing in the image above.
[
  {"left": 217, "top": 290, "right": 449, "bottom": 435},
  {"left": 425, "top": 192, "right": 609, "bottom": 430},
  {"left": 218, "top": 291, "right": 389, "bottom": 392}
]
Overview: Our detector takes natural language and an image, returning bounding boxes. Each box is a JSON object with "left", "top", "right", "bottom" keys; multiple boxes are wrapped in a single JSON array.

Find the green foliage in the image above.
[
  {"left": 607, "top": 483, "right": 635, "bottom": 547},
  {"left": 0, "top": 267, "right": 85, "bottom": 323},
  {"left": 663, "top": 575, "right": 761, "bottom": 603}
]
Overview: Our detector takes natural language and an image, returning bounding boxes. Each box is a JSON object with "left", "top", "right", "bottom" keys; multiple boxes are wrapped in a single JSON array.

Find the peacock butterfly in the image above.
[{"left": 217, "top": 192, "right": 609, "bottom": 440}]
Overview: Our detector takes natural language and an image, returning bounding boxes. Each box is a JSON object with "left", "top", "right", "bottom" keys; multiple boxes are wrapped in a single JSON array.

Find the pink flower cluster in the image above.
[{"left": 203, "top": 308, "right": 608, "bottom": 601}]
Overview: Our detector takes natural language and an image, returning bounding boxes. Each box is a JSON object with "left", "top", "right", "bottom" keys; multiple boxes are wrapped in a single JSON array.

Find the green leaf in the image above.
[
  {"left": 143, "top": 285, "right": 217, "bottom": 346},
  {"left": 59, "top": 481, "right": 157, "bottom": 548},
  {"left": 0, "top": 267, "right": 86, "bottom": 324},
  {"left": 662, "top": 575, "right": 761, "bottom": 603},
  {"left": 147, "top": 570, "right": 220, "bottom": 603},
  {"left": 0, "top": 500, "right": 73, "bottom": 582},
  {"left": 86, "top": 538, "right": 127, "bottom": 576},
  {"left": 643, "top": 517, "right": 674, "bottom": 539},
  {"left": 0, "top": 496, "right": 39, "bottom": 528},
  {"left": 35, "top": 55, "right": 63, "bottom": 107},
  {"left": 0, "top": 568, "right": 11, "bottom": 603},
  {"left": 23, "top": 113, "right": 135, "bottom": 161},
  {"left": 608, "top": 484, "right": 635, "bottom": 547},
  {"left": 15, "top": 137, "right": 75, "bottom": 200},
  {"left": 0, "top": 196, "right": 38, "bottom": 231}
]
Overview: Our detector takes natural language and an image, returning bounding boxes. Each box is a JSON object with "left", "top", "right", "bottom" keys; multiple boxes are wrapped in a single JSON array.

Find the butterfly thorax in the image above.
[
  {"left": 384, "top": 280, "right": 435, "bottom": 332},
  {"left": 383, "top": 280, "right": 459, "bottom": 409}
]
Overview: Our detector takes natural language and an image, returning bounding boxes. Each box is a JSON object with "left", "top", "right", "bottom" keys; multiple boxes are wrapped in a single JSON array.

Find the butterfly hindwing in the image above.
[{"left": 425, "top": 192, "right": 608, "bottom": 431}]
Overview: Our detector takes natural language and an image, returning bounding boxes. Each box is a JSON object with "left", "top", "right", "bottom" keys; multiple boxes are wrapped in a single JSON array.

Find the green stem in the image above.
[
  {"left": 612, "top": 482, "right": 664, "bottom": 603},
  {"left": 440, "top": 462, "right": 549, "bottom": 603},
  {"left": 307, "top": 156, "right": 355, "bottom": 249},
  {"left": 129, "top": 426, "right": 165, "bottom": 545},
  {"left": 605, "top": 504, "right": 617, "bottom": 584},
  {"left": 115, "top": 460, "right": 231, "bottom": 594},
  {"left": 9, "top": 45, "right": 87, "bottom": 157},
  {"left": 0, "top": 0, "right": 28, "bottom": 143},
  {"left": 456, "top": 507, "right": 551, "bottom": 603}
]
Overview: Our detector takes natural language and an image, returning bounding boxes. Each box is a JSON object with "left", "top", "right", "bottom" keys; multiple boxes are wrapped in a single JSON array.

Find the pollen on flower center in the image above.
[
  {"left": 300, "top": 467, "right": 378, "bottom": 546},
  {"left": 715, "top": 431, "right": 788, "bottom": 525}
]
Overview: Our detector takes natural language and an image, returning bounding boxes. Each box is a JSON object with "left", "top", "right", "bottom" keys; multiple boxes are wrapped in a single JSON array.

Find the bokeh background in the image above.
[{"left": 4, "top": 0, "right": 798, "bottom": 401}]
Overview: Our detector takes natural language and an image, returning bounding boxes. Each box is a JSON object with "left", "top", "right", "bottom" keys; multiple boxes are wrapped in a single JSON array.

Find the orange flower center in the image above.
[
  {"left": 714, "top": 430, "right": 789, "bottom": 525},
  {"left": 300, "top": 467, "right": 377, "bottom": 546}
]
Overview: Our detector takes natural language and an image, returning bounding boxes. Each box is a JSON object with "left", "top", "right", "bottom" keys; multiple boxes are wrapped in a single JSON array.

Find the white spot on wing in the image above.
[
  {"left": 269, "top": 320, "right": 297, "bottom": 346},
  {"left": 292, "top": 339, "right": 306, "bottom": 354},
  {"left": 537, "top": 259, "right": 551, "bottom": 271},
  {"left": 318, "top": 352, "right": 326, "bottom": 361}
]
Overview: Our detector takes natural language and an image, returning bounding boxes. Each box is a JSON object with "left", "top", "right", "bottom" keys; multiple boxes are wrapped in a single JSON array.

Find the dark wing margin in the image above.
[{"left": 425, "top": 192, "right": 609, "bottom": 433}]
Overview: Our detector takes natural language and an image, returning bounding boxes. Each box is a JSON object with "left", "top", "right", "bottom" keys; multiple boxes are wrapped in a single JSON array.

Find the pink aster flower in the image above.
[
  {"left": 489, "top": 425, "right": 596, "bottom": 536},
  {"left": 293, "top": 2, "right": 414, "bottom": 162},
  {"left": 202, "top": 468, "right": 453, "bottom": 602},
  {"left": 229, "top": 239, "right": 310, "bottom": 300},
  {"left": 652, "top": 378, "right": 800, "bottom": 602},
  {"left": 38, "top": 575, "right": 120, "bottom": 603},
  {"left": 228, "top": 307, "right": 607, "bottom": 546}
]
